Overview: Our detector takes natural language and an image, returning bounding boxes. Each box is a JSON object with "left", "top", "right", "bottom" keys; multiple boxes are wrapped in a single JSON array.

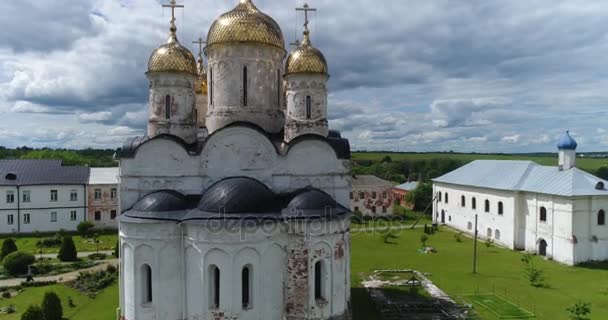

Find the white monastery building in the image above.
[
  {"left": 433, "top": 132, "right": 608, "bottom": 265},
  {"left": 350, "top": 175, "right": 396, "bottom": 216},
  {"left": 88, "top": 167, "right": 120, "bottom": 229},
  {"left": 0, "top": 160, "right": 89, "bottom": 234},
  {"left": 117, "top": 1, "right": 352, "bottom": 320}
]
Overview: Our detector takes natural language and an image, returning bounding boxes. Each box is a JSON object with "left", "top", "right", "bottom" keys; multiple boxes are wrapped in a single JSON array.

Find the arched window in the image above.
[
  {"left": 438, "top": 192, "right": 442, "bottom": 202},
  {"left": 540, "top": 207, "right": 547, "bottom": 222},
  {"left": 498, "top": 202, "right": 504, "bottom": 215},
  {"left": 487, "top": 228, "right": 492, "bottom": 238},
  {"left": 484, "top": 200, "right": 490, "bottom": 213},
  {"left": 461, "top": 195, "right": 466, "bottom": 207},
  {"left": 306, "top": 95, "right": 312, "bottom": 119},
  {"left": 210, "top": 67, "right": 214, "bottom": 106},
  {"left": 165, "top": 95, "right": 171, "bottom": 119},
  {"left": 495, "top": 229, "right": 501, "bottom": 240},
  {"left": 314, "top": 261, "right": 324, "bottom": 300},
  {"left": 445, "top": 193, "right": 449, "bottom": 204},
  {"left": 467, "top": 221, "right": 473, "bottom": 230},
  {"left": 243, "top": 66, "right": 248, "bottom": 106},
  {"left": 141, "top": 264, "right": 152, "bottom": 304},
  {"left": 210, "top": 265, "right": 220, "bottom": 309},
  {"left": 472, "top": 197, "right": 477, "bottom": 210},
  {"left": 598, "top": 210, "right": 605, "bottom": 226},
  {"left": 242, "top": 266, "right": 252, "bottom": 309}
]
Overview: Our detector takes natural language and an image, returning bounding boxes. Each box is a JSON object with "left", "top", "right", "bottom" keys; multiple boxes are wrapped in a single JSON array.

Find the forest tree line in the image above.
[{"left": 0, "top": 147, "right": 117, "bottom": 167}]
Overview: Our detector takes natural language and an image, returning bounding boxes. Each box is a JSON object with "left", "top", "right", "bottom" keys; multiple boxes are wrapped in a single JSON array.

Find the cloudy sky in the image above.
[{"left": 1, "top": 0, "right": 608, "bottom": 152}]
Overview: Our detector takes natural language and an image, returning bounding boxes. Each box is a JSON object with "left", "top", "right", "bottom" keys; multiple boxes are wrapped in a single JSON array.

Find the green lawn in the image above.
[
  {"left": 5, "top": 234, "right": 118, "bottom": 255},
  {"left": 468, "top": 294, "right": 534, "bottom": 318},
  {"left": 353, "top": 152, "right": 608, "bottom": 173},
  {"left": 351, "top": 227, "right": 608, "bottom": 320},
  {"left": 0, "top": 283, "right": 118, "bottom": 320}
]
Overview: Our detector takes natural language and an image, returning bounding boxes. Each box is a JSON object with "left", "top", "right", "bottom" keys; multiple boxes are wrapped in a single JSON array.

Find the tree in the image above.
[
  {"left": 58, "top": 236, "right": 78, "bottom": 262},
  {"left": 3, "top": 252, "right": 35, "bottom": 276},
  {"left": 596, "top": 166, "right": 608, "bottom": 181},
  {"left": 41, "top": 292, "right": 63, "bottom": 320},
  {"left": 521, "top": 253, "right": 547, "bottom": 288},
  {"left": 381, "top": 155, "right": 392, "bottom": 163},
  {"left": 21, "top": 305, "right": 43, "bottom": 320},
  {"left": 1, "top": 238, "right": 18, "bottom": 260},
  {"left": 77, "top": 221, "right": 94, "bottom": 238},
  {"left": 406, "top": 182, "right": 433, "bottom": 212},
  {"left": 567, "top": 301, "right": 592, "bottom": 320}
]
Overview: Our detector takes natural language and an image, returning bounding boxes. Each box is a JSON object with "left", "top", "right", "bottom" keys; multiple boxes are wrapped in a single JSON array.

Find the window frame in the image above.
[
  {"left": 70, "top": 190, "right": 78, "bottom": 202},
  {"left": 484, "top": 199, "right": 490, "bottom": 213},
  {"left": 23, "top": 213, "right": 30, "bottom": 224},
  {"left": 306, "top": 95, "right": 312, "bottom": 119},
  {"left": 111, "top": 188, "right": 117, "bottom": 200},
  {"left": 165, "top": 95, "right": 171, "bottom": 119},
  {"left": 70, "top": 210, "right": 77, "bottom": 221},
  {"left": 7, "top": 214, "right": 14, "bottom": 225},
  {"left": 314, "top": 260, "right": 325, "bottom": 301},
  {"left": 50, "top": 211, "right": 57, "bottom": 222},
  {"left": 95, "top": 211, "right": 101, "bottom": 221},
  {"left": 242, "top": 265, "right": 252, "bottom": 309},
  {"left": 6, "top": 191, "right": 14, "bottom": 204},
  {"left": 461, "top": 195, "right": 466, "bottom": 207},
  {"left": 599, "top": 210, "right": 606, "bottom": 226},
  {"left": 50, "top": 190, "right": 58, "bottom": 202},
  {"left": 540, "top": 207, "right": 548, "bottom": 222},
  {"left": 111, "top": 210, "right": 117, "bottom": 220},
  {"left": 498, "top": 201, "right": 504, "bottom": 215},
  {"left": 22, "top": 190, "right": 31, "bottom": 203},
  {"left": 472, "top": 197, "right": 477, "bottom": 210},
  {"left": 141, "top": 264, "right": 153, "bottom": 305}
]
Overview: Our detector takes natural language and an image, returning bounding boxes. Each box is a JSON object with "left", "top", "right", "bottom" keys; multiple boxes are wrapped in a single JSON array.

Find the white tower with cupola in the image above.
[
  {"left": 205, "top": 0, "right": 286, "bottom": 134},
  {"left": 558, "top": 130, "right": 578, "bottom": 171},
  {"left": 284, "top": 4, "right": 329, "bottom": 142},
  {"left": 146, "top": 2, "right": 198, "bottom": 144}
]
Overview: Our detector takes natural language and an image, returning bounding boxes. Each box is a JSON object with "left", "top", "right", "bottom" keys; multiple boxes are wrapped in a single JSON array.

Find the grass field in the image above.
[
  {"left": 468, "top": 294, "right": 535, "bottom": 319},
  {"left": 350, "top": 227, "right": 608, "bottom": 320},
  {"left": 353, "top": 152, "right": 608, "bottom": 173},
  {"left": 0, "top": 283, "right": 118, "bottom": 320},
  {"left": 5, "top": 234, "right": 118, "bottom": 255}
]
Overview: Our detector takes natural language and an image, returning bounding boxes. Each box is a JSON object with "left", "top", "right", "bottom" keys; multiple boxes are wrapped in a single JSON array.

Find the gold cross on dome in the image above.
[
  {"left": 162, "top": 0, "right": 184, "bottom": 23},
  {"left": 290, "top": 39, "right": 301, "bottom": 48},
  {"left": 296, "top": 3, "right": 317, "bottom": 30},
  {"left": 193, "top": 37, "right": 206, "bottom": 56}
]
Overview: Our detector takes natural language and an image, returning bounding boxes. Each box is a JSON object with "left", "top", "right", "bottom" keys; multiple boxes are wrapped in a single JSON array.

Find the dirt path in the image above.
[{"left": 0, "top": 259, "right": 118, "bottom": 288}]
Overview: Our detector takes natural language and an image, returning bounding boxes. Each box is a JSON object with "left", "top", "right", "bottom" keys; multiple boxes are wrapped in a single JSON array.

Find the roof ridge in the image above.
[{"left": 513, "top": 161, "right": 538, "bottom": 191}]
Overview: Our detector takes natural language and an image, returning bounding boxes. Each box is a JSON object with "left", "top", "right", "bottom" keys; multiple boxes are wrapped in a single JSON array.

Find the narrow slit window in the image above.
[
  {"left": 165, "top": 95, "right": 171, "bottom": 119},
  {"left": 210, "top": 68, "right": 214, "bottom": 106},
  {"left": 142, "top": 264, "right": 152, "bottom": 304},
  {"left": 277, "top": 69, "right": 281, "bottom": 106},
  {"left": 314, "top": 261, "right": 323, "bottom": 300},
  {"left": 242, "top": 266, "right": 251, "bottom": 308},
  {"left": 211, "top": 266, "right": 220, "bottom": 309},
  {"left": 243, "top": 66, "right": 248, "bottom": 106},
  {"left": 498, "top": 202, "right": 504, "bottom": 215},
  {"left": 599, "top": 210, "right": 606, "bottom": 226},
  {"left": 306, "top": 96, "right": 312, "bottom": 119}
]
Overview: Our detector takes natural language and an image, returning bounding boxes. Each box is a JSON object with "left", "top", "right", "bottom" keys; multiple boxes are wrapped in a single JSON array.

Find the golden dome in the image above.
[
  {"left": 206, "top": 0, "right": 285, "bottom": 50},
  {"left": 148, "top": 24, "right": 198, "bottom": 76},
  {"left": 195, "top": 57, "right": 208, "bottom": 94},
  {"left": 285, "top": 31, "right": 328, "bottom": 75}
]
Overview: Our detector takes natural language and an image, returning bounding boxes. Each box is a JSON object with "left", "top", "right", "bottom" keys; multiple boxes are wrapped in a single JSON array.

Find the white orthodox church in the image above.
[
  {"left": 117, "top": 1, "right": 352, "bottom": 320},
  {"left": 433, "top": 132, "right": 608, "bottom": 265}
]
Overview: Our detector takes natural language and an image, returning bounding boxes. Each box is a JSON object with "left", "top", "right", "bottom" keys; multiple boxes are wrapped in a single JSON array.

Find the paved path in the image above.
[{"left": 0, "top": 259, "right": 118, "bottom": 287}]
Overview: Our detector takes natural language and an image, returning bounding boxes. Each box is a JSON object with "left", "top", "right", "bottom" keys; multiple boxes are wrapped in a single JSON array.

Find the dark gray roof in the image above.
[
  {"left": 198, "top": 177, "right": 277, "bottom": 213},
  {"left": 0, "top": 159, "right": 89, "bottom": 186},
  {"left": 122, "top": 180, "right": 349, "bottom": 223}
]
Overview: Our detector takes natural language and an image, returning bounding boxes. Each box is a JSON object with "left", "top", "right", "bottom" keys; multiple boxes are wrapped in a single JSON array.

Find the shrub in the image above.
[
  {"left": 3, "top": 252, "right": 35, "bottom": 276},
  {"left": 485, "top": 239, "right": 495, "bottom": 248},
  {"left": 106, "top": 264, "right": 117, "bottom": 274},
  {"left": 21, "top": 305, "right": 43, "bottom": 320},
  {"left": 2, "top": 291, "right": 11, "bottom": 298},
  {"left": 420, "top": 234, "right": 429, "bottom": 247},
  {"left": 41, "top": 291, "right": 63, "bottom": 320},
  {"left": 77, "top": 221, "right": 94, "bottom": 237},
  {"left": 36, "top": 235, "right": 62, "bottom": 248},
  {"left": 58, "top": 236, "right": 78, "bottom": 262},
  {"left": 20, "top": 281, "right": 57, "bottom": 288},
  {"left": 521, "top": 253, "right": 547, "bottom": 288},
  {"left": 454, "top": 232, "right": 463, "bottom": 243},
  {"left": 1, "top": 238, "right": 18, "bottom": 260},
  {"left": 567, "top": 301, "right": 592, "bottom": 320},
  {"left": 88, "top": 253, "right": 107, "bottom": 261},
  {"left": 70, "top": 269, "right": 118, "bottom": 297}
]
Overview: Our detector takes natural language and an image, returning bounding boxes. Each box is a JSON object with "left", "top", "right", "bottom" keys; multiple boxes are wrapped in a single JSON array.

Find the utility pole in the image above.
[{"left": 473, "top": 214, "right": 478, "bottom": 274}]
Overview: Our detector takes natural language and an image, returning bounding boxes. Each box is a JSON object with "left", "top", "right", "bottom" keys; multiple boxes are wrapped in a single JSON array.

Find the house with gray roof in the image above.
[
  {"left": 350, "top": 175, "right": 396, "bottom": 216},
  {"left": 0, "top": 159, "right": 89, "bottom": 234},
  {"left": 433, "top": 132, "right": 608, "bottom": 265}
]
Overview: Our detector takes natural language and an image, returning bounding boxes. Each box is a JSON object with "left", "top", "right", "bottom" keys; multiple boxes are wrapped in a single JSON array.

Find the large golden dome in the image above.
[
  {"left": 195, "top": 57, "right": 208, "bottom": 94},
  {"left": 206, "top": 0, "right": 285, "bottom": 50},
  {"left": 148, "top": 25, "right": 198, "bottom": 76},
  {"left": 285, "top": 31, "right": 328, "bottom": 75}
]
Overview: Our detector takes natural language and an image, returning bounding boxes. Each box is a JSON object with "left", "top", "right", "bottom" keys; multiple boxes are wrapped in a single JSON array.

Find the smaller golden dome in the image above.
[
  {"left": 285, "top": 30, "right": 328, "bottom": 75},
  {"left": 206, "top": 0, "right": 285, "bottom": 50},
  {"left": 148, "top": 24, "right": 198, "bottom": 76},
  {"left": 195, "top": 57, "right": 208, "bottom": 94}
]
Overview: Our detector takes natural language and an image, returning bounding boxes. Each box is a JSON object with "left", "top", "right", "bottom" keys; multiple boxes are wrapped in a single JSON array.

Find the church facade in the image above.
[
  {"left": 433, "top": 132, "right": 608, "bottom": 265},
  {"left": 117, "top": 1, "right": 351, "bottom": 320}
]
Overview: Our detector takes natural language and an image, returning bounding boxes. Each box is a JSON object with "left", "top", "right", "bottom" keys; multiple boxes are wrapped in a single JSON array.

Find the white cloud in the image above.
[{"left": 502, "top": 135, "right": 521, "bottom": 144}]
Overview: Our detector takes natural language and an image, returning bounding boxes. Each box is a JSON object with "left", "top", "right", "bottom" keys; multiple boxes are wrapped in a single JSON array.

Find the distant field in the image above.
[{"left": 353, "top": 152, "right": 608, "bottom": 173}]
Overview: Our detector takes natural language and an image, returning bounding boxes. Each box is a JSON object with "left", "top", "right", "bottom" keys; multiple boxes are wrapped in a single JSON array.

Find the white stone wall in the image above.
[
  {"left": 120, "top": 126, "right": 351, "bottom": 212},
  {"left": 206, "top": 44, "right": 286, "bottom": 134},
  {"left": 147, "top": 73, "right": 198, "bottom": 144},
  {"left": 195, "top": 91, "right": 208, "bottom": 128},
  {"left": 284, "top": 73, "right": 329, "bottom": 142},
  {"left": 0, "top": 185, "right": 86, "bottom": 234},
  {"left": 119, "top": 217, "right": 350, "bottom": 320},
  {"left": 434, "top": 182, "right": 608, "bottom": 265}
]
